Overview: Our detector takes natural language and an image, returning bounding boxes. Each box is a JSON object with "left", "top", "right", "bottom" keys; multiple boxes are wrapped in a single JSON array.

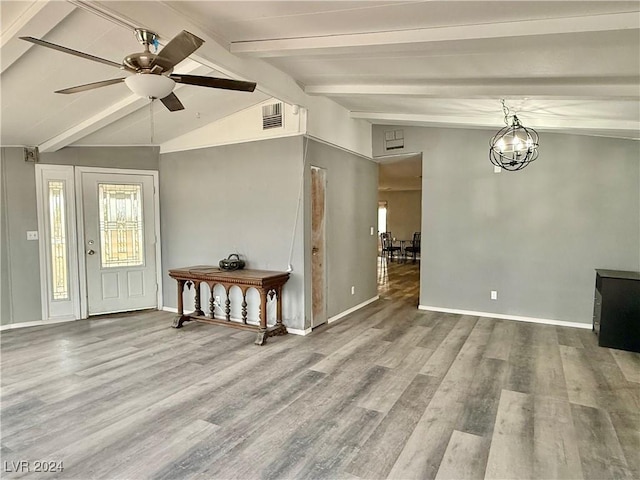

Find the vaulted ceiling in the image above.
[{"left": 2, "top": 1, "right": 639, "bottom": 153}]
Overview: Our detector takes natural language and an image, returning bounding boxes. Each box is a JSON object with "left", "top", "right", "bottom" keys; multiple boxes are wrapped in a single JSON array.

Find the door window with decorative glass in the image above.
[{"left": 98, "top": 183, "right": 145, "bottom": 268}]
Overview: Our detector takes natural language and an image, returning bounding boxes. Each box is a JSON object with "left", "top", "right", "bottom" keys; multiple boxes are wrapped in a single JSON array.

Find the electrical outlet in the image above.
[
  {"left": 491, "top": 290, "right": 498, "bottom": 300},
  {"left": 351, "top": 286, "right": 355, "bottom": 295},
  {"left": 26, "top": 231, "right": 38, "bottom": 241}
]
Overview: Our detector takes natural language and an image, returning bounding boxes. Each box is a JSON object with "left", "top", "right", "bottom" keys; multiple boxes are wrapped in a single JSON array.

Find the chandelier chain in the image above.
[{"left": 501, "top": 99, "right": 514, "bottom": 126}]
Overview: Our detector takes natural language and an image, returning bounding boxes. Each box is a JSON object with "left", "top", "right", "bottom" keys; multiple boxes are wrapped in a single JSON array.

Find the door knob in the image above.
[
  {"left": 312, "top": 247, "right": 319, "bottom": 255},
  {"left": 87, "top": 249, "right": 95, "bottom": 255}
]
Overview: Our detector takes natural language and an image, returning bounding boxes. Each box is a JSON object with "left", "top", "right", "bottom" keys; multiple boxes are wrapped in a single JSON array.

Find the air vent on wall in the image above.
[
  {"left": 262, "top": 102, "right": 283, "bottom": 130},
  {"left": 385, "top": 129, "right": 404, "bottom": 150}
]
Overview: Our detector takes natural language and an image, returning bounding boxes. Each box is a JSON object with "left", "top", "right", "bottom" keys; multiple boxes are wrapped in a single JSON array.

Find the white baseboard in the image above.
[
  {"left": 287, "top": 327, "right": 312, "bottom": 336},
  {"left": 161, "top": 306, "right": 311, "bottom": 336},
  {"left": 328, "top": 296, "right": 380, "bottom": 324},
  {"left": 0, "top": 317, "right": 79, "bottom": 331},
  {"left": 417, "top": 305, "right": 592, "bottom": 330}
]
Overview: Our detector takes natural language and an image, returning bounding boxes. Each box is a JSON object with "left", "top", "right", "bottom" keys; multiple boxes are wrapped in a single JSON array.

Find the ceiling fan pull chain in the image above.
[{"left": 149, "top": 99, "right": 155, "bottom": 144}]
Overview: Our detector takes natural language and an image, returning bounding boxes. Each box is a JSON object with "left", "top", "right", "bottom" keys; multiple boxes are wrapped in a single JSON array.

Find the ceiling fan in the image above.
[{"left": 20, "top": 29, "right": 257, "bottom": 112}]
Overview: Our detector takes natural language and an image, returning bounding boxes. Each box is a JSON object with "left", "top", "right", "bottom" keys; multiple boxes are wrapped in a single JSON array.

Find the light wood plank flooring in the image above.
[{"left": 1, "top": 261, "right": 638, "bottom": 479}]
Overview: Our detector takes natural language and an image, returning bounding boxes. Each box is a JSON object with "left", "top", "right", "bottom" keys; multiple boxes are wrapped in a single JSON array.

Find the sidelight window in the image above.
[{"left": 48, "top": 180, "right": 69, "bottom": 300}]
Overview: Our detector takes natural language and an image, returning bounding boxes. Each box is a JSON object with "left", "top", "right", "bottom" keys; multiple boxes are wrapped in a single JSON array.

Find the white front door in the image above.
[{"left": 80, "top": 171, "right": 158, "bottom": 315}]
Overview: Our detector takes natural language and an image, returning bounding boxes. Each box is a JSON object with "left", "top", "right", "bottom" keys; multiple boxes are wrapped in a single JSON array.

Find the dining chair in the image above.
[
  {"left": 380, "top": 232, "right": 401, "bottom": 262},
  {"left": 404, "top": 231, "right": 421, "bottom": 263}
]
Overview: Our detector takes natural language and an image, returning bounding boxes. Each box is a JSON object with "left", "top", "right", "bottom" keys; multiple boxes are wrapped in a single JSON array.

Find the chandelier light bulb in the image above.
[{"left": 515, "top": 139, "right": 523, "bottom": 152}]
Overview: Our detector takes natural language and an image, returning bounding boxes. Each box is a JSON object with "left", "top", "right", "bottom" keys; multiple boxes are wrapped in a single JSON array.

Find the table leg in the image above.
[
  {"left": 271, "top": 286, "right": 287, "bottom": 336},
  {"left": 255, "top": 289, "right": 268, "bottom": 345},
  {"left": 171, "top": 280, "right": 190, "bottom": 328}
]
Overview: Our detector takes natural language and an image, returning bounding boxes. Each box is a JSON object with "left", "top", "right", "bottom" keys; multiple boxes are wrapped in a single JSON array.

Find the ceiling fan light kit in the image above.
[
  {"left": 20, "top": 28, "right": 256, "bottom": 112},
  {"left": 125, "top": 74, "right": 175, "bottom": 99},
  {"left": 489, "top": 100, "right": 539, "bottom": 171}
]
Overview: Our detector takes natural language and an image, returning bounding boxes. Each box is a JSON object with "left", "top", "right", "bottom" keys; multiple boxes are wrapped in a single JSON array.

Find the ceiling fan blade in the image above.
[
  {"left": 160, "top": 92, "right": 185, "bottom": 112},
  {"left": 151, "top": 31, "right": 204, "bottom": 71},
  {"left": 170, "top": 74, "right": 256, "bottom": 92},
  {"left": 55, "top": 78, "right": 126, "bottom": 94},
  {"left": 20, "top": 36, "right": 123, "bottom": 69}
]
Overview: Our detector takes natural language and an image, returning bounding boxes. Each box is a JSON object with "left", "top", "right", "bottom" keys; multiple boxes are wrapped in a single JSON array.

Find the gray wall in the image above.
[
  {"left": 39, "top": 146, "right": 159, "bottom": 170},
  {"left": 373, "top": 126, "right": 640, "bottom": 325},
  {"left": 304, "top": 139, "right": 379, "bottom": 323},
  {"left": 159, "top": 137, "right": 378, "bottom": 331},
  {"left": 378, "top": 190, "right": 422, "bottom": 241},
  {"left": 159, "top": 137, "right": 307, "bottom": 329},
  {"left": 1, "top": 138, "right": 378, "bottom": 330},
  {"left": 0, "top": 146, "right": 159, "bottom": 325}
]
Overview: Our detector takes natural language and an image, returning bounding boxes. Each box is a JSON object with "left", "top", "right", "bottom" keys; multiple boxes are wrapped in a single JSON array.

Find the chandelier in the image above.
[{"left": 489, "top": 100, "right": 539, "bottom": 171}]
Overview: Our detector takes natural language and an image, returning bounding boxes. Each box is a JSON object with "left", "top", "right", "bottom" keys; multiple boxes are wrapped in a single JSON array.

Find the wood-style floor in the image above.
[{"left": 1, "top": 261, "right": 638, "bottom": 479}]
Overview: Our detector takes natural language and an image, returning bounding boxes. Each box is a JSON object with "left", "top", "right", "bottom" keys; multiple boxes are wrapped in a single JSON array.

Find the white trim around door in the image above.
[{"left": 75, "top": 167, "right": 162, "bottom": 319}]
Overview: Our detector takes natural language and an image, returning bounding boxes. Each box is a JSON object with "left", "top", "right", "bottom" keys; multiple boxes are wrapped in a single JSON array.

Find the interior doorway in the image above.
[
  {"left": 376, "top": 153, "right": 422, "bottom": 299},
  {"left": 311, "top": 166, "right": 327, "bottom": 328}
]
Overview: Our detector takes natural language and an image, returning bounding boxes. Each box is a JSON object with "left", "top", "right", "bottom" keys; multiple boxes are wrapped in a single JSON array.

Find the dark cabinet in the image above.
[{"left": 593, "top": 269, "right": 640, "bottom": 353}]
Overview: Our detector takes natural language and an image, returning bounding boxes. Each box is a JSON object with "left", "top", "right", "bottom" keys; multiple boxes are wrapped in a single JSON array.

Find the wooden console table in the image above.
[{"left": 169, "top": 266, "right": 290, "bottom": 345}]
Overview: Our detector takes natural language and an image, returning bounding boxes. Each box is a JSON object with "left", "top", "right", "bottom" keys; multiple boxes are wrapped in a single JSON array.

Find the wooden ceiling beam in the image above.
[
  {"left": 230, "top": 12, "right": 639, "bottom": 58},
  {"left": 305, "top": 82, "right": 640, "bottom": 100},
  {"left": 350, "top": 111, "right": 640, "bottom": 138},
  {"left": 1, "top": 1, "right": 76, "bottom": 75}
]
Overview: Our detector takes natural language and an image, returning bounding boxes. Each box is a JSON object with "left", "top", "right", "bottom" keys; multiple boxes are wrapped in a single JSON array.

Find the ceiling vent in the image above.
[
  {"left": 385, "top": 129, "right": 404, "bottom": 151},
  {"left": 262, "top": 102, "right": 283, "bottom": 130}
]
